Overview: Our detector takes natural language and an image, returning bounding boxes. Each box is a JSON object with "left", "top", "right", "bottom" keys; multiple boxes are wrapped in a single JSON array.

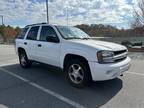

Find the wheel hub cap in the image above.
[{"left": 68, "top": 64, "right": 84, "bottom": 84}]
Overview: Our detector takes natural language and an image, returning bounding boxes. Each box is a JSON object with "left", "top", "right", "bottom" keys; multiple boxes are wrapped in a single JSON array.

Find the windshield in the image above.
[{"left": 57, "top": 26, "right": 90, "bottom": 39}]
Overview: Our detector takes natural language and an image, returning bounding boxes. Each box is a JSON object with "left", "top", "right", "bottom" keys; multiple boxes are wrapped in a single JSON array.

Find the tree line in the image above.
[
  {"left": 0, "top": 24, "right": 143, "bottom": 43},
  {"left": 76, "top": 24, "right": 144, "bottom": 37},
  {"left": 0, "top": 25, "right": 21, "bottom": 43},
  {"left": 132, "top": 0, "right": 144, "bottom": 28}
]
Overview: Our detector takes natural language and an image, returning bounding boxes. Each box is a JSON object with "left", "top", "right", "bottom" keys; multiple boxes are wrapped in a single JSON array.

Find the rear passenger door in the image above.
[
  {"left": 25, "top": 26, "right": 40, "bottom": 60},
  {"left": 36, "top": 25, "right": 61, "bottom": 67}
]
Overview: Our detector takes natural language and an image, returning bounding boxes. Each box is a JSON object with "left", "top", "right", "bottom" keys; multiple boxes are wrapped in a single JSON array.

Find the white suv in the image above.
[{"left": 16, "top": 23, "right": 131, "bottom": 88}]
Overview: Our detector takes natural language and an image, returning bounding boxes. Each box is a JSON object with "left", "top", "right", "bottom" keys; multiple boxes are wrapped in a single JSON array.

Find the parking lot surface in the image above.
[{"left": 0, "top": 45, "right": 144, "bottom": 108}]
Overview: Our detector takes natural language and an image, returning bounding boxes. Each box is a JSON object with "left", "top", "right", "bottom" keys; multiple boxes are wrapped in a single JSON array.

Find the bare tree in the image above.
[{"left": 132, "top": 0, "right": 144, "bottom": 28}]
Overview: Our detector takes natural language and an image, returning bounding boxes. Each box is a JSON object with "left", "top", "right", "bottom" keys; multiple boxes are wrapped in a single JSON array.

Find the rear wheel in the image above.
[
  {"left": 65, "top": 59, "right": 92, "bottom": 88},
  {"left": 18, "top": 50, "right": 32, "bottom": 68}
]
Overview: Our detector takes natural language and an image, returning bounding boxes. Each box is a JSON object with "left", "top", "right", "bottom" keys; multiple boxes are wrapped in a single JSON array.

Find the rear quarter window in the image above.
[
  {"left": 17, "top": 27, "right": 29, "bottom": 39},
  {"left": 26, "top": 26, "right": 39, "bottom": 40}
]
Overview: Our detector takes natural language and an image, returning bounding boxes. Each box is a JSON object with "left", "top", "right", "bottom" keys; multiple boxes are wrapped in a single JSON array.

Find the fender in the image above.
[{"left": 60, "top": 48, "right": 93, "bottom": 69}]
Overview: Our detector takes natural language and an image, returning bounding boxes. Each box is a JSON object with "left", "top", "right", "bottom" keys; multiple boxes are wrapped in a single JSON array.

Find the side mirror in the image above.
[{"left": 46, "top": 35, "right": 59, "bottom": 43}]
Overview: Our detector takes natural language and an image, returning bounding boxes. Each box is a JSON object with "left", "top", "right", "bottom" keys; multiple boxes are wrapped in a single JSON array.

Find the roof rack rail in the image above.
[{"left": 25, "top": 22, "right": 47, "bottom": 27}]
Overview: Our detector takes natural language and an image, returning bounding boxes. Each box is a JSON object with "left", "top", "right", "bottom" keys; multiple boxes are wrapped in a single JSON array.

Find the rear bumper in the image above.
[{"left": 89, "top": 57, "right": 131, "bottom": 81}]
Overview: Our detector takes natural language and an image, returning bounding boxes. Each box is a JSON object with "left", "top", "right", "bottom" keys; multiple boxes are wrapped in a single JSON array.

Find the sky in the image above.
[{"left": 0, "top": 0, "right": 139, "bottom": 29}]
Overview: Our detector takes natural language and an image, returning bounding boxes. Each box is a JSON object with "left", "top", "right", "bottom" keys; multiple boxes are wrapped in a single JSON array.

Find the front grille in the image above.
[
  {"left": 114, "top": 56, "right": 127, "bottom": 62},
  {"left": 114, "top": 50, "right": 127, "bottom": 56},
  {"left": 113, "top": 50, "right": 127, "bottom": 62}
]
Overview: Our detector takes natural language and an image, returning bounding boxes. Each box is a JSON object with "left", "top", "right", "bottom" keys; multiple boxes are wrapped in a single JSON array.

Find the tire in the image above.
[
  {"left": 18, "top": 50, "right": 32, "bottom": 68},
  {"left": 64, "top": 59, "right": 92, "bottom": 88}
]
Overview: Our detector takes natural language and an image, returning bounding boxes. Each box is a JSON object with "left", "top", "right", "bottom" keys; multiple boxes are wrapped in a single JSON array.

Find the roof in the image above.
[
  {"left": 25, "top": 22, "right": 47, "bottom": 27},
  {"left": 25, "top": 22, "right": 59, "bottom": 28}
]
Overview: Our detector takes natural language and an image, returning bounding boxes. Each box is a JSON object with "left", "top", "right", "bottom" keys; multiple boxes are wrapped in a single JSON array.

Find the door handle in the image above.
[
  {"left": 38, "top": 44, "right": 42, "bottom": 47},
  {"left": 24, "top": 42, "right": 27, "bottom": 45}
]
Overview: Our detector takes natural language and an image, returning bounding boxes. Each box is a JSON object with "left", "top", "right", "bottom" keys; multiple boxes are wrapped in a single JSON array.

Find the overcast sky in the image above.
[{"left": 0, "top": 0, "right": 138, "bottom": 29}]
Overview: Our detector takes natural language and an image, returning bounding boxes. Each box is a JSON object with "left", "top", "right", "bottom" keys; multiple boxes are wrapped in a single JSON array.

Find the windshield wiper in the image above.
[
  {"left": 81, "top": 37, "right": 91, "bottom": 40},
  {"left": 66, "top": 37, "right": 91, "bottom": 40},
  {"left": 66, "top": 37, "right": 82, "bottom": 40}
]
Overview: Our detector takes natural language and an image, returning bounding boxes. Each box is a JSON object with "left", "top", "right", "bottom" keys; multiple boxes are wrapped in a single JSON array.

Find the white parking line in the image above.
[
  {"left": 0, "top": 67, "right": 86, "bottom": 108},
  {"left": 0, "top": 63, "right": 18, "bottom": 67},
  {"left": 127, "top": 71, "right": 144, "bottom": 77}
]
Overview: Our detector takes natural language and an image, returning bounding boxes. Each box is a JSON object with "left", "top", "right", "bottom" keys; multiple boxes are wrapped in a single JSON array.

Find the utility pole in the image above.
[
  {"left": 46, "top": 0, "right": 49, "bottom": 24},
  {"left": 66, "top": 5, "right": 68, "bottom": 26},
  {"left": 0, "top": 15, "right": 4, "bottom": 25},
  {"left": 66, "top": 1, "right": 69, "bottom": 26}
]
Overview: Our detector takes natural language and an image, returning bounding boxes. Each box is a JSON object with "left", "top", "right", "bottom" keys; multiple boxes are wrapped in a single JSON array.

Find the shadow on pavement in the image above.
[{"left": 1, "top": 63, "right": 123, "bottom": 108}]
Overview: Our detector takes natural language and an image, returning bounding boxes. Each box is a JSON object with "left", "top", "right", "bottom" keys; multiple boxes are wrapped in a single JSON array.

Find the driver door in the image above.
[{"left": 36, "top": 25, "right": 61, "bottom": 67}]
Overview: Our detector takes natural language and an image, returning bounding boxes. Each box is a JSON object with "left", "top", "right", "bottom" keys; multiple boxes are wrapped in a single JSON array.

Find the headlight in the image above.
[{"left": 97, "top": 51, "right": 114, "bottom": 63}]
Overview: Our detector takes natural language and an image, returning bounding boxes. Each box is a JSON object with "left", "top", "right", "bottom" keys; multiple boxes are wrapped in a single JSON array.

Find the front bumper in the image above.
[{"left": 89, "top": 57, "right": 131, "bottom": 81}]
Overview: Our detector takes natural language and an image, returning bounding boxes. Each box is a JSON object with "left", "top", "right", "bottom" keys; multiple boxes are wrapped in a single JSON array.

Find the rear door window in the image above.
[{"left": 26, "top": 26, "right": 39, "bottom": 40}]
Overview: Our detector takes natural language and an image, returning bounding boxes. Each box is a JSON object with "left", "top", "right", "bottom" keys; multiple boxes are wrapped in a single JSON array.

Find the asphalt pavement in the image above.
[{"left": 0, "top": 45, "right": 144, "bottom": 108}]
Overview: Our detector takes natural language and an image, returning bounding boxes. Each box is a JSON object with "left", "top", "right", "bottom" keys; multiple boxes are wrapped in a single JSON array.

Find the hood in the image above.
[{"left": 68, "top": 39, "right": 127, "bottom": 51}]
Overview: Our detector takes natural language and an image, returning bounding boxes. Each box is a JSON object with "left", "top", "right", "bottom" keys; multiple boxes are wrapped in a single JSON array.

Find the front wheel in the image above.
[
  {"left": 18, "top": 50, "right": 32, "bottom": 68},
  {"left": 65, "top": 59, "right": 92, "bottom": 88}
]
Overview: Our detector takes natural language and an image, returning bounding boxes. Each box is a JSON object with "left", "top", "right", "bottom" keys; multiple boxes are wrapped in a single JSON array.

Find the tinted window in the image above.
[
  {"left": 26, "top": 26, "right": 39, "bottom": 40},
  {"left": 17, "top": 27, "right": 29, "bottom": 39},
  {"left": 40, "top": 26, "right": 57, "bottom": 41}
]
